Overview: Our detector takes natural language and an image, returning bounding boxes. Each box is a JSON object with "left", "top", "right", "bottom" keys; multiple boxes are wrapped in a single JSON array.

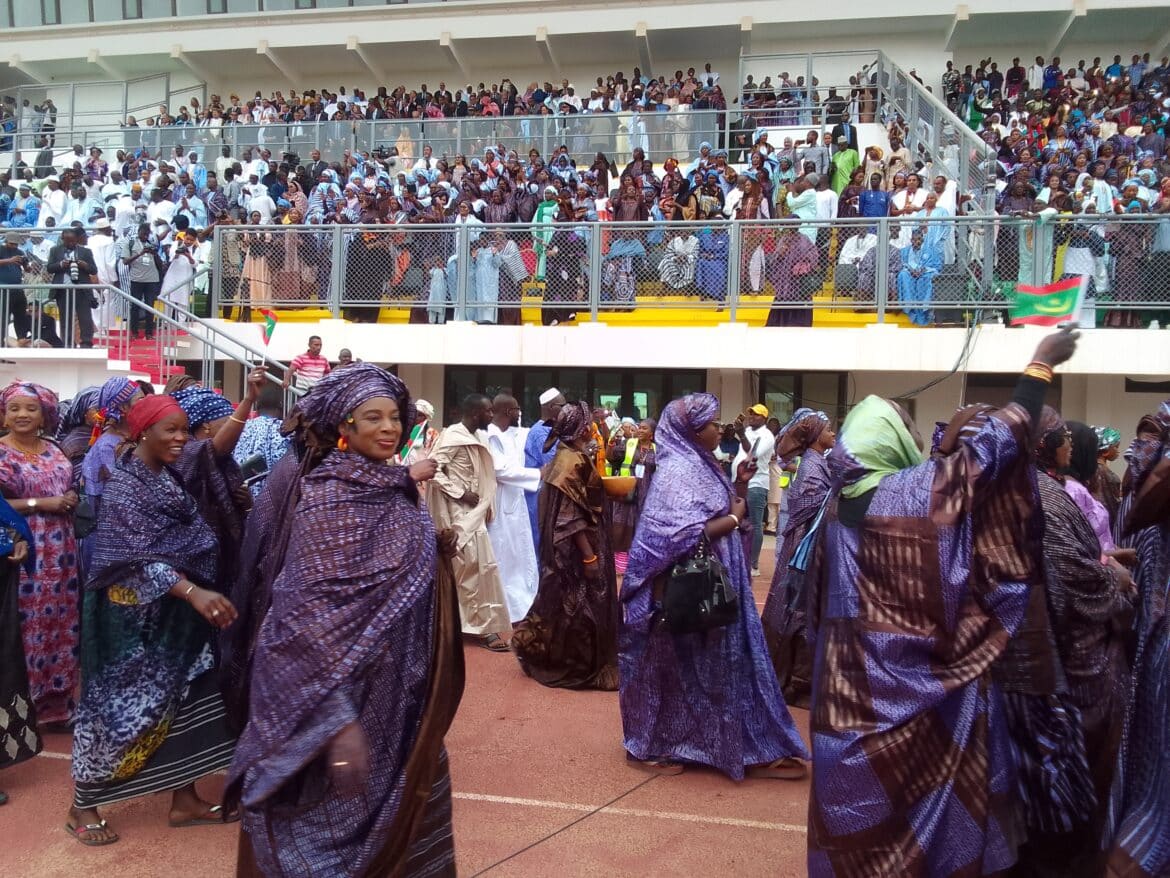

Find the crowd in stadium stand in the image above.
[
  {"left": 940, "top": 52, "right": 1170, "bottom": 327},
  {"left": 1, "top": 49, "right": 1169, "bottom": 333},
  {"left": 1, "top": 66, "right": 730, "bottom": 139}
]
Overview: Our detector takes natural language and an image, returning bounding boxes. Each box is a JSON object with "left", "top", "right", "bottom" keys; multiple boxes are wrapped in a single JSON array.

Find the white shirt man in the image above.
[
  {"left": 215, "top": 151, "right": 235, "bottom": 179},
  {"left": 245, "top": 186, "right": 277, "bottom": 224},
  {"left": 244, "top": 156, "right": 269, "bottom": 181},
  {"left": 38, "top": 180, "right": 67, "bottom": 227},
  {"left": 102, "top": 175, "right": 130, "bottom": 200},
  {"left": 731, "top": 407, "right": 776, "bottom": 574},
  {"left": 731, "top": 419, "right": 775, "bottom": 496},
  {"left": 88, "top": 219, "right": 120, "bottom": 330},
  {"left": 412, "top": 148, "right": 437, "bottom": 175},
  {"left": 838, "top": 230, "right": 877, "bottom": 266},
  {"left": 146, "top": 197, "right": 176, "bottom": 228},
  {"left": 815, "top": 184, "right": 839, "bottom": 221},
  {"left": 1027, "top": 59, "right": 1045, "bottom": 92},
  {"left": 482, "top": 403, "right": 541, "bottom": 623}
]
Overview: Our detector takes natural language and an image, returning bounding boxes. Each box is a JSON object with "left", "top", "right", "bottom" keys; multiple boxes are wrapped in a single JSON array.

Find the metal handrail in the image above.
[
  {"left": 209, "top": 215, "right": 1170, "bottom": 325},
  {"left": 0, "top": 276, "right": 288, "bottom": 388}
]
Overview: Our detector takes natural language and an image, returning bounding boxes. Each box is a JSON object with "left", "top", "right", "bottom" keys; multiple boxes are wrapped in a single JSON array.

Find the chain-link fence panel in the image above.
[
  {"left": 339, "top": 225, "right": 450, "bottom": 323},
  {"left": 1092, "top": 214, "right": 1170, "bottom": 329},
  {"left": 736, "top": 218, "right": 840, "bottom": 326},
  {"left": 205, "top": 214, "right": 1170, "bottom": 330},
  {"left": 216, "top": 225, "right": 337, "bottom": 318}
]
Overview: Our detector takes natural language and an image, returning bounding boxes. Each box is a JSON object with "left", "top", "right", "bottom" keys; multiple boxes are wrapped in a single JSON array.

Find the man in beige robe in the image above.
[{"left": 426, "top": 393, "right": 511, "bottom": 650}]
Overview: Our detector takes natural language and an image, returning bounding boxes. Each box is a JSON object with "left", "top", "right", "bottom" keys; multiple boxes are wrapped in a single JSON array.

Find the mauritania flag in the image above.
[
  {"left": 1009, "top": 275, "right": 1088, "bottom": 327},
  {"left": 258, "top": 308, "right": 278, "bottom": 345}
]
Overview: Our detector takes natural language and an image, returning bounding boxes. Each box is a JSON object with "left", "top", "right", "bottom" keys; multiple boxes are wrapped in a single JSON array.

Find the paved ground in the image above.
[{"left": 6, "top": 543, "right": 809, "bottom": 877}]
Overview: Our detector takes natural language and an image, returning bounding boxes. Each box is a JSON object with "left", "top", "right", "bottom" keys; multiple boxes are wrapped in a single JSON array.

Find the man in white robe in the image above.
[
  {"left": 482, "top": 394, "right": 540, "bottom": 623},
  {"left": 86, "top": 218, "right": 120, "bottom": 332},
  {"left": 425, "top": 393, "right": 511, "bottom": 650}
]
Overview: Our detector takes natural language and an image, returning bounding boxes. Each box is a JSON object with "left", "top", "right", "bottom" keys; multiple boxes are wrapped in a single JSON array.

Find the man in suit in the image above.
[
  {"left": 46, "top": 225, "right": 97, "bottom": 347},
  {"left": 830, "top": 112, "right": 859, "bottom": 152},
  {"left": 306, "top": 149, "right": 329, "bottom": 185}
]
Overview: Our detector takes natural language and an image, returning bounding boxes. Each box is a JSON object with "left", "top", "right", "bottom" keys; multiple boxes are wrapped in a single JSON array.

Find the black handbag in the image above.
[
  {"left": 73, "top": 495, "right": 97, "bottom": 539},
  {"left": 662, "top": 534, "right": 739, "bottom": 634}
]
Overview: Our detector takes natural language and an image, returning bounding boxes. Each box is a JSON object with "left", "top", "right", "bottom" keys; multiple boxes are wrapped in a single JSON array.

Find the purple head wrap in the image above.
[
  {"left": 544, "top": 401, "right": 592, "bottom": 452},
  {"left": 97, "top": 376, "right": 139, "bottom": 424},
  {"left": 1, "top": 381, "right": 60, "bottom": 435},
  {"left": 1122, "top": 399, "right": 1170, "bottom": 498},
  {"left": 57, "top": 385, "right": 101, "bottom": 439},
  {"left": 1034, "top": 406, "right": 1069, "bottom": 475},
  {"left": 292, "top": 362, "right": 414, "bottom": 452},
  {"left": 621, "top": 392, "right": 735, "bottom": 602},
  {"left": 775, "top": 407, "right": 829, "bottom": 460}
]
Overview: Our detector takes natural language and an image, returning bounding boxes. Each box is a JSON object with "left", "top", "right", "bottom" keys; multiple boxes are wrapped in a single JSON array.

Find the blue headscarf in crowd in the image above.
[{"left": 172, "top": 385, "right": 235, "bottom": 431}]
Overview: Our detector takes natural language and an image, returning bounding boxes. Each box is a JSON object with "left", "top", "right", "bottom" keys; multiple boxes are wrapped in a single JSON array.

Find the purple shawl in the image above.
[
  {"left": 170, "top": 437, "right": 247, "bottom": 593},
  {"left": 618, "top": 393, "right": 807, "bottom": 778},
  {"left": 227, "top": 453, "right": 437, "bottom": 874},
  {"left": 86, "top": 450, "right": 218, "bottom": 592}
]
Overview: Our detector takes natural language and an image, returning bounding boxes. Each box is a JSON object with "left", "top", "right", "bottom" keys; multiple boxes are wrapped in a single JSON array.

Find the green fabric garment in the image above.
[
  {"left": 839, "top": 395, "right": 925, "bottom": 499},
  {"left": 831, "top": 149, "right": 860, "bottom": 194},
  {"left": 531, "top": 198, "right": 560, "bottom": 281}
]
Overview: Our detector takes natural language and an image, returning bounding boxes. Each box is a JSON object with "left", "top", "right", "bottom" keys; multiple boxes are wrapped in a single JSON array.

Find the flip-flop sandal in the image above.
[
  {"left": 477, "top": 634, "right": 511, "bottom": 653},
  {"left": 0, "top": 790, "right": 7, "bottom": 806},
  {"left": 748, "top": 757, "right": 807, "bottom": 781},
  {"left": 626, "top": 754, "right": 684, "bottom": 776},
  {"left": 169, "top": 804, "right": 240, "bottom": 828},
  {"left": 65, "top": 819, "right": 119, "bottom": 846}
]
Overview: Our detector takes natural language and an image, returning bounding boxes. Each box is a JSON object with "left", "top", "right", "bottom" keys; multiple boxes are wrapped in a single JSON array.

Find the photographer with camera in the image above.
[
  {"left": 46, "top": 226, "right": 98, "bottom": 348},
  {"left": 0, "top": 232, "right": 32, "bottom": 343},
  {"left": 120, "top": 222, "right": 162, "bottom": 340}
]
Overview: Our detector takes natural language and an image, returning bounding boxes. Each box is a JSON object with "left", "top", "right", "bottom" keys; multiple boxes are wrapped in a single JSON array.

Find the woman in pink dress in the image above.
[{"left": 0, "top": 382, "right": 80, "bottom": 726}]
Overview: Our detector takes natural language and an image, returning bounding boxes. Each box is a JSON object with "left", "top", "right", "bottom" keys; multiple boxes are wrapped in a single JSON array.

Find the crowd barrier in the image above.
[{"left": 191, "top": 215, "right": 1170, "bottom": 328}]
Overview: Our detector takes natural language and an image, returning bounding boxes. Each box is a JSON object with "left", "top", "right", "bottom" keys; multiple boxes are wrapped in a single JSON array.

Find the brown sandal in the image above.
[{"left": 477, "top": 633, "right": 510, "bottom": 653}]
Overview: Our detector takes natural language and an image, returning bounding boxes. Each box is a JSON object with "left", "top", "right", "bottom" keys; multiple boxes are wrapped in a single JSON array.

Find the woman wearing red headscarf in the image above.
[{"left": 66, "top": 393, "right": 239, "bottom": 846}]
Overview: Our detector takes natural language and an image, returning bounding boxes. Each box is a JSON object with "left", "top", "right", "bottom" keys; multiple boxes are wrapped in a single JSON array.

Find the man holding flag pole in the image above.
[{"left": 281, "top": 333, "right": 331, "bottom": 393}]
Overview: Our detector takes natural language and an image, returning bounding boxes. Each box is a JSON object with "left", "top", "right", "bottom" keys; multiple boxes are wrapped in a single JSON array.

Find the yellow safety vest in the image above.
[
  {"left": 778, "top": 455, "right": 800, "bottom": 489},
  {"left": 606, "top": 438, "right": 653, "bottom": 476}
]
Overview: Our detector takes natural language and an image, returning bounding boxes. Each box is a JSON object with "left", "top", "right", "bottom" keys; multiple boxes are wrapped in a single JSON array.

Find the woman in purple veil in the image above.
[
  {"left": 618, "top": 392, "right": 808, "bottom": 780},
  {"left": 226, "top": 363, "right": 463, "bottom": 878}
]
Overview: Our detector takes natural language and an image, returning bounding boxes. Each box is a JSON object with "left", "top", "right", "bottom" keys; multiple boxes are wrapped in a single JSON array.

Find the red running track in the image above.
[{"left": 4, "top": 544, "right": 810, "bottom": 877}]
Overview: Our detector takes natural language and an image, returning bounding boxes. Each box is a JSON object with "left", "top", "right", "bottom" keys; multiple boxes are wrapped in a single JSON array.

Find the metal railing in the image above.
[
  {"left": 872, "top": 54, "right": 997, "bottom": 210},
  {"left": 1, "top": 73, "right": 205, "bottom": 149},
  {"left": 4, "top": 111, "right": 727, "bottom": 171},
  {"left": 0, "top": 270, "right": 290, "bottom": 388},
  {"left": 205, "top": 214, "right": 1170, "bottom": 329}
]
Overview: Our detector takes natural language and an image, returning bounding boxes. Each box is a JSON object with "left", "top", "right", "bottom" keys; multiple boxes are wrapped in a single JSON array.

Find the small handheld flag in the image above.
[
  {"left": 258, "top": 309, "right": 278, "bottom": 345},
  {"left": 1009, "top": 276, "right": 1087, "bottom": 327}
]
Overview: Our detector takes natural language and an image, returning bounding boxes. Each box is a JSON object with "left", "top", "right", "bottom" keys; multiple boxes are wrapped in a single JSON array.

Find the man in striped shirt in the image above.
[{"left": 283, "top": 334, "right": 331, "bottom": 392}]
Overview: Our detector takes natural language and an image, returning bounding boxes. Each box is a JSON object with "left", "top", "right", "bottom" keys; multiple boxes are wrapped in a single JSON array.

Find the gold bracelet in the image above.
[
  {"left": 1023, "top": 367, "right": 1053, "bottom": 383},
  {"left": 1025, "top": 361, "right": 1054, "bottom": 378},
  {"left": 582, "top": 555, "right": 598, "bottom": 565},
  {"left": 229, "top": 415, "right": 248, "bottom": 425},
  {"left": 183, "top": 582, "right": 196, "bottom": 599}
]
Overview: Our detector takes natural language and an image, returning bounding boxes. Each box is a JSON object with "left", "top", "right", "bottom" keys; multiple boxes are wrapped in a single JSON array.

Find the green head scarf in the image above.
[
  {"left": 838, "top": 395, "right": 925, "bottom": 499},
  {"left": 1095, "top": 425, "right": 1121, "bottom": 452}
]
